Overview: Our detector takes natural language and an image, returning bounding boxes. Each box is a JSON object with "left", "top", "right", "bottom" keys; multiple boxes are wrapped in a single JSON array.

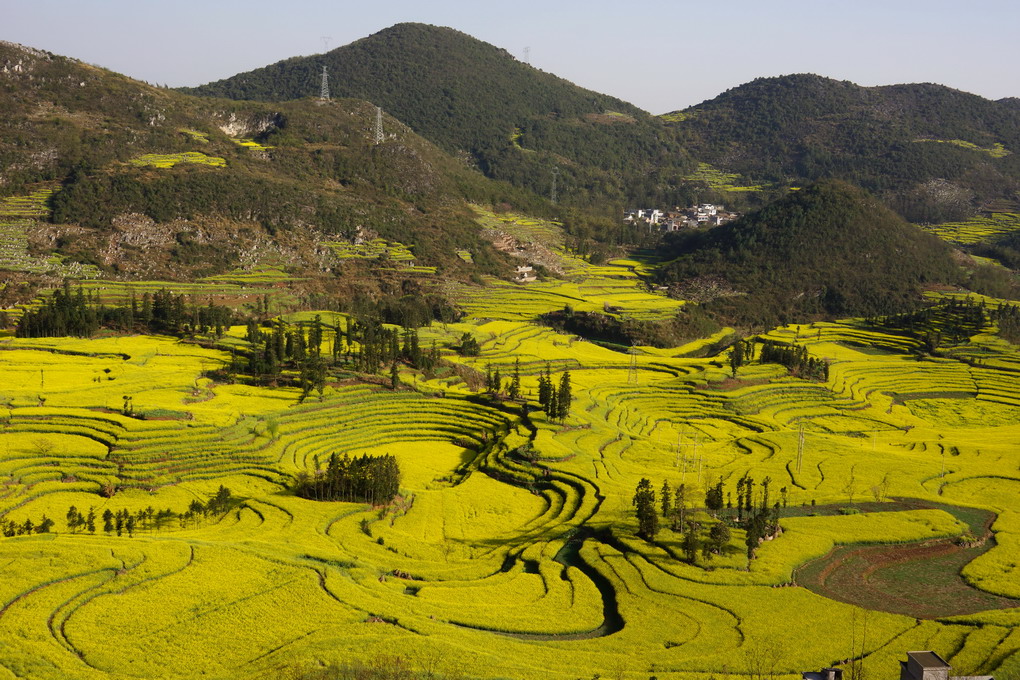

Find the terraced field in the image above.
[
  {"left": 0, "top": 186, "right": 100, "bottom": 279},
  {"left": 921, "top": 213, "right": 1020, "bottom": 246},
  {"left": 1, "top": 289, "right": 1020, "bottom": 679}
]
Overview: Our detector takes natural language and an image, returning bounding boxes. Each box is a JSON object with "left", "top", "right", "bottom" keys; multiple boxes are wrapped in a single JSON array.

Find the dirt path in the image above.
[{"left": 794, "top": 500, "right": 1020, "bottom": 618}]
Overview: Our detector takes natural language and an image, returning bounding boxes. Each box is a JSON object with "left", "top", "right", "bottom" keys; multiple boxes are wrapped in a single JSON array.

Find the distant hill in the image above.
[
  {"left": 181, "top": 23, "right": 694, "bottom": 208},
  {"left": 665, "top": 74, "right": 1020, "bottom": 221},
  {"left": 0, "top": 39, "right": 538, "bottom": 285},
  {"left": 658, "top": 180, "right": 961, "bottom": 326}
]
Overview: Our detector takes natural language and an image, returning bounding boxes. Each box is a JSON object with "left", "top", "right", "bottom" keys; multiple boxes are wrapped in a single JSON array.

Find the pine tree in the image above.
[
  {"left": 660, "top": 479, "right": 672, "bottom": 519},
  {"left": 682, "top": 521, "right": 700, "bottom": 563},
  {"left": 556, "top": 371, "right": 572, "bottom": 420},
  {"left": 632, "top": 478, "right": 658, "bottom": 541},
  {"left": 538, "top": 363, "right": 552, "bottom": 408},
  {"left": 705, "top": 478, "right": 724, "bottom": 517},
  {"left": 508, "top": 359, "right": 521, "bottom": 400}
]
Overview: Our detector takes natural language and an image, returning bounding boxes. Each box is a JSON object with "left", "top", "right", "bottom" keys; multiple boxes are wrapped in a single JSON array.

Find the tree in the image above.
[
  {"left": 672, "top": 483, "right": 687, "bottom": 529},
  {"left": 508, "top": 359, "right": 521, "bottom": 400},
  {"left": 632, "top": 478, "right": 658, "bottom": 541},
  {"left": 705, "top": 478, "right": 724, "bottom": 517},
  {"left": 390, "top": 362, "right": 400, "bottom": 389},
  {"left": 660, "top": 479, "right": 672, "bottom": 519},
  {"left": 730, "top": 339, "right": 745, "bottom": 377},
  {"left": 681, "top": 521, "right": 700, "bottom": 563},
  {"left": 538, "top": 363, "right": 552, "bottom": 408},
  {"left": 458, "top": 332, "right": 480, "bottom": 356},
  {"left": 709, "top": 522, "right": 731, "bottom": 555},
  {"left": 556, "top": 371, "right": 572, "bottom": 420}
]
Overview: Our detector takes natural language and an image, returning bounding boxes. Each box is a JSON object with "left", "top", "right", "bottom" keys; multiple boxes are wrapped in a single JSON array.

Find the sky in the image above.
[{"left": 4, "top": 0, "right": 1019, "bottom": 113}]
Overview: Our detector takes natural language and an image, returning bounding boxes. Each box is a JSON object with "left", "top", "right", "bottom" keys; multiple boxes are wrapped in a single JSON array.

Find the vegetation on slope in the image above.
[
  {"left": 665, "top": 74, "right": 1020, "bottom": 221},
  {"left": 0, "top": 40, "right": 573, "bottom": 286},
  {"left": 658, "top": 180, "right": 960, "bottom": 326},
  {"left": 181, "top": 23, "right": 696, "bottom": 209}
]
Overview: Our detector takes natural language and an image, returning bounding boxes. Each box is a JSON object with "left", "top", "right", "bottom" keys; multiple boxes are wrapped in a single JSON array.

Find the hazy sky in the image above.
[{"left": 4, "top": 0, "right": 1018, "bottom": 113}]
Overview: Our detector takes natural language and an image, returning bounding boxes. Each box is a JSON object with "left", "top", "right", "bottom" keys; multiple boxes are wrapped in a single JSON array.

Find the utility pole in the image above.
[{"left": 796, "top": 423, "right": 805, "bottom": 473}]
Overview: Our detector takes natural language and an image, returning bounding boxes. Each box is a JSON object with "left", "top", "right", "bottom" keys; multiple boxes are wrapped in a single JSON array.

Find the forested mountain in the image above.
[
  {"left": 666, "top": 74, "right": 1020, "bottom": 222},
  {"left": 181, "top": 23, "right": 695, "bottom": 210},
  {"left": 0, "top": 39, "right": 547, "bottom": 284},
  {"left": 658, "top": 180, "right": 962, "bottom": 327}
]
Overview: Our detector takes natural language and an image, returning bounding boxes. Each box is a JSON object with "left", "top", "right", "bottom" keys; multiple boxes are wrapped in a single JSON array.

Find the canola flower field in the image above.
[{"left": 1, "top": 281, "right": 1020, "bottom": 679}]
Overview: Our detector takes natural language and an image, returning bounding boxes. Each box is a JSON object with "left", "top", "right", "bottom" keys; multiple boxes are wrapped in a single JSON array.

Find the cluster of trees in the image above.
[
  {"left": 16, "top": 284, "right": 234, "bottom": 338},
  {"left": 730, "top": 338, "right": 829, "bottom": 381},
  {"left": 294, "top": 453, "right": 401, "bottom": 505},
  {"left": 872, "top": 297, "right": 999, "bottom": 352},
  {"left": 537, "top": 365, "right": 572, "bottom": 421},
  {"left": 239, "top": 315, "right": 441, "bottom": 396},
  {"left": 2, "top": 486, "right": 235, "bottom": 539},
  {"left": 632, "top": 473, "right": 786, "bottom": 561},
  {"left": 483, "top": 360, "right": 521, "bottom": 400},
  {"left": 0, "top": 513, "right": 55, "bottom": 537},
  {"left": 994, "top": 303, "right": 1020, "bottom": 344}
]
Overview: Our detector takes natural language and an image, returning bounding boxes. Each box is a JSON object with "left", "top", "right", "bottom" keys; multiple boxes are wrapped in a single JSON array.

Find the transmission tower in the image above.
[
  {"left": 374, "top": 106, "right": 384, "bottom": 145},
  {"left": 320, "top": 65, "right": 330, "bottom": 102},
  {"left": 321, "top": 36, "right": 333, "bottom": 52},
  {"left": 627, "top": 346, "right": 639, "bottom": 383},
  {"left": 551, "top": 166, "right": 559, "bottom": 204},
  {"left": 524, "top": 46, "right": 531, "bottom": 64}
]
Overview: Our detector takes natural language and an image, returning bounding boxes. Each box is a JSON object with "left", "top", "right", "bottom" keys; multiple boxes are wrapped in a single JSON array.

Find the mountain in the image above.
[
  {"left": 665, "top": 74, "right": 1020, "bottom": 221},
  {"left": 658, "top": 180, "right": 962, "bottom": 326},
  {"left": 0, "top": 39, "right": 542, "bottom": 289},
  {"left": 181, "top": 23, "right": 694, "bottom": 209}
]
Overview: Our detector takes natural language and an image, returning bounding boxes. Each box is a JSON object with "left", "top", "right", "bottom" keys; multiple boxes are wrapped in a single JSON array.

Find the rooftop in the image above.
[{"left": 908, "top": 652, "right": 951, "bottom": 669}]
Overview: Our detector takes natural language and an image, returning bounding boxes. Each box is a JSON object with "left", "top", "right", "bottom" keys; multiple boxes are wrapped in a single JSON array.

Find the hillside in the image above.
[
  {"left": 659, "top": 180, "right": 961, "bottom": 326},
  {"left": 665, "top": 74, "right": 1020, "bottom": 221},
  {"left": 181, "top": 23, "right": 694, "bottom": 208},
  {"left": 0, "top": 39, "right": 550, "bottom": 291}
]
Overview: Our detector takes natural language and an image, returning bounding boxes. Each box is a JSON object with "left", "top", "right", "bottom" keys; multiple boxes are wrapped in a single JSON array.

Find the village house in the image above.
[
  {"left": 624, "top": 204, "right": 738, "bottom": 231},
  {"left": 802, "top": 651, "right": 993, "bottom": 680},
  {"left": 513, "top": 264, "right": 537, "bottom": 283}
]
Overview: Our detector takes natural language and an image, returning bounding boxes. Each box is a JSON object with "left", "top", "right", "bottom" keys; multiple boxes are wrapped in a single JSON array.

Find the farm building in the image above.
[{"left": 802, "top": 652, "right": 994, "bottom": 680}]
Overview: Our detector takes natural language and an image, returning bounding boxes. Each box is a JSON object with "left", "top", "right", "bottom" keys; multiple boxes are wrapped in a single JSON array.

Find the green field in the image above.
[{"left": 0, "top": 282, "right": 1019, "bottom": 679}]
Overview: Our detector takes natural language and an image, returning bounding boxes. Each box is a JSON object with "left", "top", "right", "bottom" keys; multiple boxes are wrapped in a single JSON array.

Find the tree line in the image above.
[
  {"left": 1, "top": 486, "right": 235, "bottom": 539},
  {"left": 294, "top": 453, "right": 401, "bottom": 506},
  {"left": 15, "top": 284, "right": 234, "bottom": 338}
]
